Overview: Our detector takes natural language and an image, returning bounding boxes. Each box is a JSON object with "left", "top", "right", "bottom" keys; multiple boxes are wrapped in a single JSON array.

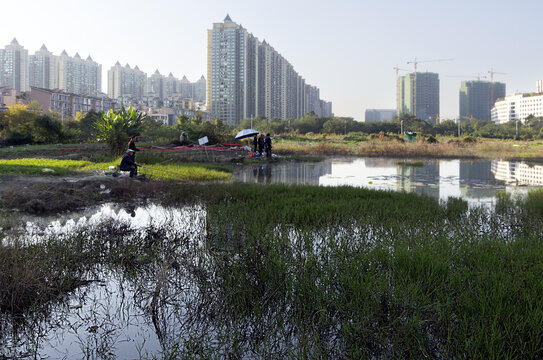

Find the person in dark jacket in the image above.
[
  {"left": 128, "top": 136, "right": 139, "bottom": 153},
  {"left": 119, "top": 149, "right": 141, "bottom": 178},
  {"left": 253, "top": 135, "right": 258, "bottom": 154},
  {"left": 257, "top": 134, "right": 265, "bottom": 155},
  {"left": 264, "top": 133, "right": 272, "bottom": 158}
]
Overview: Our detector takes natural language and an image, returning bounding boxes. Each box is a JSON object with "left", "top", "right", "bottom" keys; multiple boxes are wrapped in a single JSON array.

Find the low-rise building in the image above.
[
  {"left": 29, "top": 87, "right": 118, "bottom": 119},
  {"left": 491, "top": 93, "right": 543, "bottom": 124},
  {"left": 0, "top": 88, "right": 16, "bottom": 107},
  {"left": 365, "top": 109, "right": 396, "bottom": 122}
]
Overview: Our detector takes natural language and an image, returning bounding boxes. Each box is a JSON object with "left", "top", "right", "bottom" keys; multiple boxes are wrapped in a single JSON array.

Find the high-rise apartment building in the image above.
[
  {"left": 29, "top": 44, "right": 57, "bottom": 89},
  {"left": 193, "top": 75, "right": 206, "bottom": 102},
  {"left": 0, "top": 38, "right": 29, "bottom": 93},
  {"left": 146, "top": 70, "right": 164, "bottom": 99},
  {"left": 107, "top": 62, "right": 147, "bottom": 100},
  {"left": 57, "top": 50, "right": 101, "bottom": 96},
  {"left": 537, "top": 79, "right": 543, "bottom": 93},
  {"left": 459, "top": 80, "right": 505, "bottom": 121},
  {"left": 207, "top": 15, "right": 331, "bottom": 126},
  {"left": 397, "top": 72, "right": 439, "bottom": 123}
]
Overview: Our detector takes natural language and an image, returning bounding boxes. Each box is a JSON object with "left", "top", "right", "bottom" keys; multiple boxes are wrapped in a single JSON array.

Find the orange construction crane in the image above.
[
  {"left": 488, "top": 68, "right": 506, "bottom": 105},
  {"left": 460, "top": 115, "right": 476, "bottom": 122},
  {"left": 406, "top": 58, "right": 452, "bottom": 117},
  {"left": 444, "top": 74, "right": 487, "bottom": 80}
]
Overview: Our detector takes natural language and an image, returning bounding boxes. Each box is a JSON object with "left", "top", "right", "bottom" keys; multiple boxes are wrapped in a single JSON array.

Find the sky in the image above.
[{"left": 2, "top": 0, "right": 543, "bottom": 122}]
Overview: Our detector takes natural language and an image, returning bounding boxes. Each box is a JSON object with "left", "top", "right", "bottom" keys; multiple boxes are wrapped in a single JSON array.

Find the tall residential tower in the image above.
[
  {"left": 0, "top": 38, "right": 29, "bottom": 93},
  {"left": 207, "top": 15, "right": 331, "bottom": 126}
]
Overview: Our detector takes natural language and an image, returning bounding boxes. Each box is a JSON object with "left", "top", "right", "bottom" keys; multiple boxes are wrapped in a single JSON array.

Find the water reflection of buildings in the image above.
[
  {"left": 491, "top": 160, "right": 543, "bottom": 185},
  {"left": 234, "top": 162, "right": 332, "bottom": 185},
  {"left": 396, "top": 160, "right": 440, "bottom": 199},
  {"left": 459, "top": 160, "right": 496, "bottom": 199},
  {"left": 233, "top": 158, "right": 543, "bottom": 205}
]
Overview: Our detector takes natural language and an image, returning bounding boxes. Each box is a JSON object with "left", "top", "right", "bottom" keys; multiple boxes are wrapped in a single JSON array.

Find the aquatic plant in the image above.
[{"left": 1, "top": 184, "right": 543, "bottom": 358}]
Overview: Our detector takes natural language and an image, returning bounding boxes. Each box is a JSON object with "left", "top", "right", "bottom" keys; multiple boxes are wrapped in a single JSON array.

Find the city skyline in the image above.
[{"left": 1, "top": 0, "right": 543, "bottom": 121}]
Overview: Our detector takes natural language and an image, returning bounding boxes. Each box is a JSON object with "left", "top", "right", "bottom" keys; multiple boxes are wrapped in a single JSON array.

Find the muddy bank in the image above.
[{"left": 0, "top": 175, "right": 151, "bottom": 214}]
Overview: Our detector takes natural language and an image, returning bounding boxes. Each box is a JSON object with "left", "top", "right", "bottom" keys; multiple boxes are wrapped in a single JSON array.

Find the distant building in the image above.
[
  {"left": 0, "top": 38, "right": 29, "bottom": 93},
  {"left": 56, "top": 50, "right": 101, "bottom": 96},
  {"left": 29, "top": 44, "right": 57, "bottom": 90},
  {"left": 207, "top": 15, "right": 330, "bottom": 126},
  {"left": 459, "top": 80, "right": 505, "bottom": 121},
  {"left": 0, "top": 88, "right": 16, "bottom": 107},
  {"left": 491, "top": 93, "right": 543, "bottom": 124},
  {"left": 537, "top": 79, "right": 543, "bottom": 93},
  {"left": 193, "top": 75, "right": 206, "bottom": 102},
  {"left": 29, "top": 87, "right": 118, "bottom": 120},
  {"left": 397, "top": 72, "right": 439, "bottom": 123},
  {"left": 146, "top": 69, "right": 164, "bottom": 100},
  {"left": 107, "top": 62, "right": 146, "bottom": 100},
  {"left": 365, "top": 109, "right": 395, "bottom": 122}
]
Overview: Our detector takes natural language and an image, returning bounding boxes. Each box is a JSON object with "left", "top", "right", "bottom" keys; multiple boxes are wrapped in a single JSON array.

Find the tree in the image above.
[
  {"left": 95, "top": 106, "right": 144, "bottom": 155},
  {"left": 32, "top": 115, "right": 62, "bottom": 143}
]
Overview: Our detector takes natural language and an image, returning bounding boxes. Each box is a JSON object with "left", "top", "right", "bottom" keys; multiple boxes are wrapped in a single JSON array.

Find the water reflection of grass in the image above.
[
  {"left": 2, "top": 185, "right": 543, "bottom": 358},
  {"left": 396, "top": 160, "right": 424, "bottom": 167}
]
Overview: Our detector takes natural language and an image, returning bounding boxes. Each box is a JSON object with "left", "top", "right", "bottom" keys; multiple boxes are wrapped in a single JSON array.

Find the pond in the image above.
[
  {"left": 232, "top": 157, "right": 543, "bottom": 205},
  {"left": 2, "top": 158, "right": 543, "bottom": 358}
]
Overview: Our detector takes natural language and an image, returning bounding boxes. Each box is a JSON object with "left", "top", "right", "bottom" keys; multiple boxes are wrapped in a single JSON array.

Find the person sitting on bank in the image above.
[
  {"left": 128, "top": 135, "right": 140, "bottom": 153},
  {"left": 120, "top": 149, "right": 141, "bottom": 178}
]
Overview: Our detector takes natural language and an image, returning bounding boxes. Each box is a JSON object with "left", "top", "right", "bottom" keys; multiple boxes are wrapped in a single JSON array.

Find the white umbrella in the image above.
[{"left": 235, "top": 129, "right": 259, "bottom": 140}]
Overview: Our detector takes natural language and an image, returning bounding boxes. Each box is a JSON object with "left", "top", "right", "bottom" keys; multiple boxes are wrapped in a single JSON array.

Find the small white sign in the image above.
[{"left": 198, "top": 136, "right": 209, "bottom": 146}]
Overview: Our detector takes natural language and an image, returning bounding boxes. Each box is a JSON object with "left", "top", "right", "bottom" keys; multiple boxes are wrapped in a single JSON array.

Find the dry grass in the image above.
[{"left": 275, "top": 137, "right": 543, "bottom": 160}]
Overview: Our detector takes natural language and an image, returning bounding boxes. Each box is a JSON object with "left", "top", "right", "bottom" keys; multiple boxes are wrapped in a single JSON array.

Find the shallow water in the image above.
[{"left": 232, "top": 157, "right": 543, "bottom": 206}]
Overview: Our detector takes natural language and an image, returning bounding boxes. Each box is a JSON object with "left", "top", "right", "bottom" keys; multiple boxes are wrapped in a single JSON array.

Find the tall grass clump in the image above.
[{"left": 2, "top": 184, "right": 543, "bottom": 358}]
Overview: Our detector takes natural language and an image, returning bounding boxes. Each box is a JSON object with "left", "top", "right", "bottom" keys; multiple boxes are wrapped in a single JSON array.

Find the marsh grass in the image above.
[
  {"left": 1, "top": 184, "right": 543, "bottom": 358},
  {"left": 0, "top": 157, "right": 231, "bottom": 181},
  {"left": 274, "top": 137, "right": 543, "bottom": 160}
]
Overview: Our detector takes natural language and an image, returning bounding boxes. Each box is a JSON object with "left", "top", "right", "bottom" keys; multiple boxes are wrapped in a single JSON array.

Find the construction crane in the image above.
[
  {"left": 444, "top": 74, "right": 487, "bottom": 80},
  {"left": 393, "top": 65, "right": 410, "bottom": 117},
  {"left": 406, "top": 58, "right": 452, "bottom": 117},
  {"left": 488, "top": 69, "right": 506, "bottom": 106}
]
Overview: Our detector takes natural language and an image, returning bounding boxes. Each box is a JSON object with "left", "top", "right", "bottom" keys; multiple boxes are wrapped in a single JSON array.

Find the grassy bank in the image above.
[
  {"left": 0, "top": 157, "right": 231, "bottom": 181},
  {"left": 1, "top": 183, "right": 542, "bottom": 358},
  {"left": 3, "top": 138, "right": 543, "bottom": 163},
  {"left": 274, "top": 136, "right": 543, "bottom": 160}
]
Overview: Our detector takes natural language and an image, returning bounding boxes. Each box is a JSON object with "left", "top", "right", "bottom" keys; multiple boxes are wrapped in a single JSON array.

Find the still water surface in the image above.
[{"left": 232, "top": 157, "right": 543, "bottom": 205}]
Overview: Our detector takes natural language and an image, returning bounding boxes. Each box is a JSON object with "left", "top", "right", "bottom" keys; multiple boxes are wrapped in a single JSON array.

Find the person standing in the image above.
[
  {"left": 258, "top": 134, "right": 265, "bottom": 155},
  {"left": 264, "top": 133, "right": 272, "bottom": 158},
  {"left": 128, "top": 136, "right": 140, "bottom": 153},
  {"left": 253, "top": 135, "right": 258, "bottom": 154}
]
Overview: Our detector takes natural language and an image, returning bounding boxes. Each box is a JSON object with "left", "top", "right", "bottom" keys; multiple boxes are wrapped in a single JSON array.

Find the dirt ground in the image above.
[{"left": 0, "top": 174, "right": 143, "bottom": 214}]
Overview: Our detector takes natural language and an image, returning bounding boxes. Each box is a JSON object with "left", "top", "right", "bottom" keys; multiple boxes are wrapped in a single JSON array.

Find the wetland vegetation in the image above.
[{"left": 1, "top": 183, "right": 543, "bottom": 358}]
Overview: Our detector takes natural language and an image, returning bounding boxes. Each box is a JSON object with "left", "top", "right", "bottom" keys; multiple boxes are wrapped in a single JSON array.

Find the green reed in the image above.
[{"left": 1, "top": 184, "right": 543, "bottom": 358}]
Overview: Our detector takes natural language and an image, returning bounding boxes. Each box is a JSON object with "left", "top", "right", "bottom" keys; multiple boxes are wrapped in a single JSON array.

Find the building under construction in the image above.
[
  {"left": 397, "top": 72, "right": 439, "bottom": 123},
  {"left": 459, "top": 80, "right": 505, "bottom": 121}
]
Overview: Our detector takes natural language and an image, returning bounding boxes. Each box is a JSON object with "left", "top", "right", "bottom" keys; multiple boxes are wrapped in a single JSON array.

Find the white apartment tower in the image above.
[
  {"left": 108, "top": 62, "right": 146, "bottom": 100},
  {"left": 207, "top": 15, "right": 331, "bottom": 126},
  {"left": 0, "top": 38, "right": 29, "bottom": 93},
  {"left": 29, "top": 44, "right": 57, "bottom": 89},
  {"left": 56, "top": 50, "right": 101, "bottom": 96}
]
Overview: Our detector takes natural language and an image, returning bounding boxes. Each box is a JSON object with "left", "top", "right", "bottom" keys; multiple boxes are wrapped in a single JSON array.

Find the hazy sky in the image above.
[{"left": 2, "top": 0, "right": 542, "bottom": 121}]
